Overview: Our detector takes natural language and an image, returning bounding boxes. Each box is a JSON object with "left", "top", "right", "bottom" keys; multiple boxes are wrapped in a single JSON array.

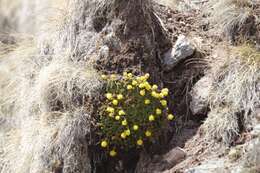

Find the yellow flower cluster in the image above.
[{"left": 98, "top": 72, "right": 175, "bottom": 157}]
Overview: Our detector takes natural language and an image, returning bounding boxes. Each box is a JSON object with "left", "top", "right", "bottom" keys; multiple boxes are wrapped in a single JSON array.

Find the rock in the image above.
[
  {"left": 99, "top": 45, "right": 109, "bottom": 59},
  {"left": 163, "top": 35, "right": 195, "bottom": 71},
  {"left": 103, "top": 32, "right": 121, "bottom": 51},
  {"left": 135, "top": 147, "right": 186, "bottom": 173},
  {"left": 184, "top": 159, "right": 228, "bottom": 173},
  {"left": 251, "top": 124, "right": 260, "bottom": 137},
  {"left": 255, "top": 108, "right": 260, "bottom": 122},
  {"left": 163, "top": 147, "right": 187, "bottom": 168},
  {"left": 190, "top": 75, "right": 213, "bottom": 115}
]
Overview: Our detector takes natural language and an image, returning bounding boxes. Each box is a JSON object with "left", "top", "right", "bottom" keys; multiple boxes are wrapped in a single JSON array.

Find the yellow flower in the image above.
[
  {"left": 167, "top": 114, "right": 174, "bottom": 121},
  {"left": 110, "top": 74, "right": 116, "bottom": 80},
  {"left": 101, "top": 140, "right": 108, "bottom": 148},
  {"left": 118, "top": 110, "right": 126, "bottom": 116},
  {"left": 127, "top": 73, "right": 133, "bottom": 78},
  {"left": 106, "top": 93, "right": 113, "bottom": 100},
  {"left": 125, "top": 129, "right": 131, "bottom": 136},
  {"left": 140, "top": 90, "right": 146, "bottom": 96},
  {"left": 144, "top": 73, "right": 150, "bottom": 79},
  {"left": 162, "top": 88, "right": 169, "bottom": 93},
  {"left": 123, "top": 72, "right": 128, "bottom": 77},
  {"left": 137, "top": 139, "right": 143, "bottom": 146},
  {"left": 140, "top": 76, "right": 146, "bottom": 81},
  {"left": 108, "top": 113, "right": 114, "bottom": 117},
  {"left": 148, "top": 115, "right": 155, "bottom": 122},
  {"left": 127, "top": 85, "right": 133, "bottom": 90},
  {"left": 122, "top": 119, "right": 127, "bottom": 126},
  {"left": 144, "top": 81, "right": 148, "bottom": 86},
  {"left": 121, "top": 132, "right": 127, "bottom": 139},
  {"left": 133, "top": 125, "right": 139, "bottom": 131},
  {"left": 106, "top": 107, "right": 114, "bottom": 113},
  {"left": 161, "top": 88, "right": 169, "bottom": 96},
  {"left": 101, "top": 74, "right": 107, "bottom": 80},
  {"left": 132, "top": 80, "right": 138, "bottom": 86},
  {"left": 109, "top": 150, "right": 117, "bottom": 157},
  {"left": 112, "top": 99, "right": 118, "bottom": 105},
  {"left": 139, "top": 83, "right": 145, "bottom": 89},
  {"left": 144, "top": 99, "right": 151, "bottom": 105},
  {"left": 156, "top": 108, "right": 162, "bottom": 115},
  {"left": 145, "top": 83, "right": 151, "bottom": 90},
  {"left": 145, "top": 130, "right": 152, "bottom": 137},
  {"left": 117, "top": 94, "right": 123, "bottom": 100},
  {"left": 160, "top": 100, "right": 167, "bottom": 107},
  {"left": 151, "top": 91, "right": 159, "bottom": 98},
  {"left": 152, "top": 85, "right": 158, "bottom": 90},
  {"left": 115, "top": 116, "right": 121, "bottom": 120},
  {"left": 159, "top": 93, "right": 165, "bottom": 99}
]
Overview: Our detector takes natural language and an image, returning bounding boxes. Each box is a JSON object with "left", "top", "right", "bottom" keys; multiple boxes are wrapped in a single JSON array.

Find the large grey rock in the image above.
[
  {"left": 163, "top": 147, "right": 187, "bottom": 168},
  {"left": 163, "top": 35, "right": 195, "bottom": 71},
  {"left": 190, "top": 75, "right": 213, "bottom": 115}
]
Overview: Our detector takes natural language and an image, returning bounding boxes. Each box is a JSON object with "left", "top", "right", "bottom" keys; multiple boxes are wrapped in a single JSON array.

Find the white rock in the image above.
[
  {"left": 190, "top": 75, "right": 213, "bottom": 115},
  {"left": 99, "top": 45, "right": 109, "bottom": 59},
  {"left": 163, "top": 35, "right": 195, "bottom": 71}
]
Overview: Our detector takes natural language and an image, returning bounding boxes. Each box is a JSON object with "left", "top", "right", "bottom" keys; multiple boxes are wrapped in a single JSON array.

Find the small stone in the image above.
[
  {"left": 163, "top": 35, "right": 195, "bottom": 71},
  {"left": 255, "top": 108, "right": 260, "bottom": 122},
  {"left": 99, "top": 46, "right": 109, "bottom": 59},
  {"left": 251, "top": 124, "right": 260, "bottom": 136},
  {"left": 103, "top": 32, "right": 121, "bottom": 51},
  {"left": 163, "top": 147, "right": 187, "bottom": 167}
]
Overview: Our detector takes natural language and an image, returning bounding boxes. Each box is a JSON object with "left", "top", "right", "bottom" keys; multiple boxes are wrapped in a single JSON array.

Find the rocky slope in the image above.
[{"left": 0, "top": 0, "right": 259, "bottom": 173}]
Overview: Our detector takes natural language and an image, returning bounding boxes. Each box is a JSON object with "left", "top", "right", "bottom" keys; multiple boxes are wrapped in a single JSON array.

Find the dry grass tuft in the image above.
[
  {"left": 155, "top": 0, "right": 178, "bottom": 9},
  {"left": 0, "top": 0, "right": 107, "bottom": 172},
  {"left": 202, "top": 45, "right": 260, "bottom": 145},
  {"left": 203, "top": 107, "right": 240, "bottom": 145},
  {"left": 35, "top": 60, "right": 102, "bottom": 112},
  {"left": 205, "top": 0, "right": 258, "bottom": 44},
  {"left": 233, "top": 43, "right": 260, "bottom": 65},
  {"left": 0, "top": 55, "right": 103, "bottom": 172}
]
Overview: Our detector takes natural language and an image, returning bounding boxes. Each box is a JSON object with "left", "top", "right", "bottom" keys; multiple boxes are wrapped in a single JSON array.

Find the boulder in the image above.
[
  {"left": 163, "top": 35, "right": 195, "bottom": 71},
  {"left": 190, "top": 75, "right": 213, "bottom": 115},
  {"left": 163, "top": 147, "right": 187, "bottom": 168}
]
